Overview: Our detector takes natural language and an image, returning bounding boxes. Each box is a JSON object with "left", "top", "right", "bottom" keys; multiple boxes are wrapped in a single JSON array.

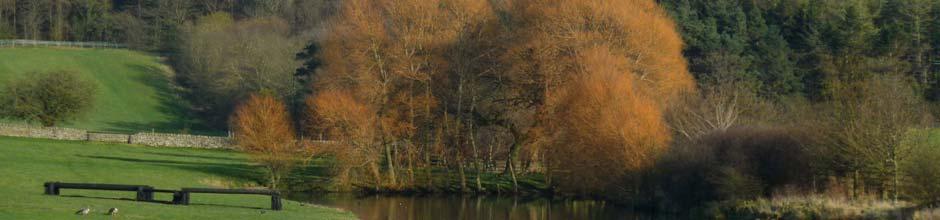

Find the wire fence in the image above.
[{"left": 0, "top": 39, "right": 126, "bottom": 49}]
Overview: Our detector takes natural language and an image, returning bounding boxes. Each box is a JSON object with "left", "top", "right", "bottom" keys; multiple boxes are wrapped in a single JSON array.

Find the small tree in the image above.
[
  {"left": 819, "top": 74, "right": 929, "bottom": 202},
  {"left": 231, "top": 93, "right": 301, "bottom": 190},
  {"left": 1, "top": 71, "right": 97, "bottom": 127}
]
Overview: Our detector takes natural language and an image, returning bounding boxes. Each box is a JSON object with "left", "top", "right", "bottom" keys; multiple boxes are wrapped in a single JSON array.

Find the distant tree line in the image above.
[
  {"left": 0, "top": 0, "right": 338, "bottom": 51},
  {"left": 659, "top": 0, "right": 940, "bottom": 100}
]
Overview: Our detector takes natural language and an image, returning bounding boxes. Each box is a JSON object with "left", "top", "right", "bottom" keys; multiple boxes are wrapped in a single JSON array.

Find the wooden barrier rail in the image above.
[
  {"left": 176, "top": 188, "right": 282, "bottom": 210},
  {"left": 44, "top": 182, "right": 155, "bottom": 201},
  {"left": 43, "top": 182, "right": 281, "bottom": 210}
]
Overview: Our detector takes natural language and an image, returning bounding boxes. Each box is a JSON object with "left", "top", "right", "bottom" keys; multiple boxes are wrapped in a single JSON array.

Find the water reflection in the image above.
[{"left": 296, "top": 193, "right": 670, "bottom": 220}]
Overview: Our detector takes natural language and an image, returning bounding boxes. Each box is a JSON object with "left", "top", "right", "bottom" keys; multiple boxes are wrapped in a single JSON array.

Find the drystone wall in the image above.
[
  {"left": 0, "top": 123, "right": 87, "bottom": 141},
  {"left": 87, "top": 132, "right": 131, "bottom": 143},
  {"left": 0, "top": 123, "right": 234, "bottom": 149},
  {"left": 130, "top": 133, "right": 233, "bottom": 149}
]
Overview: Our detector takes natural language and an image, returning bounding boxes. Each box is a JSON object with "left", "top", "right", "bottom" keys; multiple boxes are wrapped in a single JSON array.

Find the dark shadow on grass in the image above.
[
  {"left": 58, "top": 195, "right": 271, "bottom": 210},
  {"left": 77, "top": 155, "right": 263, "bottom": 184},
  {"left": 188, "top": 202, "right": 267, "bottom": 210},
  {"left": 283, "top": 161, "right": 334, "bottom": 192},
  {"left": 142, "top": 152, "right": 241, "bottom": 161},
  {"left": 59, "top": 194, "right": 174, "bottom": 205},
  {"left": 97, "top": 64, "right": 220, "bottom": 135}
]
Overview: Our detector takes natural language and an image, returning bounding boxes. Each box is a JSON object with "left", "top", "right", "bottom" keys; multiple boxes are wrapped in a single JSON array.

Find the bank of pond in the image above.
[{"left": 3, "top": 135, "right": 939, "bottom": 219}]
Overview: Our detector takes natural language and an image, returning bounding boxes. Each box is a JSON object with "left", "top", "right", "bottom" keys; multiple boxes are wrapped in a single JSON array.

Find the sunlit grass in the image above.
[
  {"left": 0, "top": 136, "right": 354, "bottom": 220},
  {"left": 0, "top": 48, "right": 212, "bottom": 134}
]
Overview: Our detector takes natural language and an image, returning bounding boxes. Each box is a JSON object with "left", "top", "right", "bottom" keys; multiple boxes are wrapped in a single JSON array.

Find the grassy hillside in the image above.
[
  {"left": 0, "top": 136, "right": 354, "bottom": 220},
  {"left": 0, "top": 47, "right": 208, "bottom": 133}
]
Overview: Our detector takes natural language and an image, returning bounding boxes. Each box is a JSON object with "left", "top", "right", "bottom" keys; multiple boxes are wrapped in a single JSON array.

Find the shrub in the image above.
[
  {"left": 902, "top": 129, "right": 940, "bottom": 203},
  {"left": 655, "top": 127, "right": 813, "bottom": 208},
  {"left": 0, "top": 71, "right": 97, "bottom": 126}
]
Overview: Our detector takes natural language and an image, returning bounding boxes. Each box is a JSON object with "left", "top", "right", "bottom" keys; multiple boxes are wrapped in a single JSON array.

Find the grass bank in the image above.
[
  {"left": 719, "top": 195, "right": 914, "bottom": 219},
  {"left": 0, "top": 48, "right": 210, "bottom": 134},
  {"left": 0, "top": 136, "right": 354, "bottom": 219}
]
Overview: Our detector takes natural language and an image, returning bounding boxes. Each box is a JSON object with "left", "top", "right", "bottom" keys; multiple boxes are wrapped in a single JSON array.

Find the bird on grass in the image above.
[
  {"left": 107, "top": 208, "right": 119, "bottom": 215},
  {"left": 75, "top": 207, "right": 91, "bottom": 215}
]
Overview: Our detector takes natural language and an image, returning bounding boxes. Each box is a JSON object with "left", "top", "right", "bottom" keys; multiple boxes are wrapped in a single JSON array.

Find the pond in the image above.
[{"left": 295, "top": 193, "right": 678, "bottom": 220}]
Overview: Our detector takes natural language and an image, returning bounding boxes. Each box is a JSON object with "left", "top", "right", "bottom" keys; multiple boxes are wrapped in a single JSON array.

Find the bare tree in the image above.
[{"left": 819, "top": 74, "right": 930, "bottom": 202}]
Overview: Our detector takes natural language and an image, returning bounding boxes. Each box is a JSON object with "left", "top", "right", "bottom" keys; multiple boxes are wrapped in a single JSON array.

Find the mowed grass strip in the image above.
[
  {"left": 0, "top": 136, "right": 354, "bottom": 220},
  {"left": 0, "top": 47, "right": 205, "bottom": 133}
]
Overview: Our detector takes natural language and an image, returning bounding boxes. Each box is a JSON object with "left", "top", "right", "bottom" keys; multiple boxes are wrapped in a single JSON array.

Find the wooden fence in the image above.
[{"left": 0, "top": 39, "right": 126, "bottom": 49}]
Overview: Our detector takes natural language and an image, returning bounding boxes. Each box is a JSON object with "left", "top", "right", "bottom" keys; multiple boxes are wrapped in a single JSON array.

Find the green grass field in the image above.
[
  {"left": 0, "top": 136, "right": 354, "bottom": 220},
  {"left": 0, "top": 47, "right": 209, "bottom": 133}
]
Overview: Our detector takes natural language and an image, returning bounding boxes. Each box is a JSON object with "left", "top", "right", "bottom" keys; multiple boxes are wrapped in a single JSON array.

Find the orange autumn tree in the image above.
[
  {"left": 499, "top": 0, "right": 695, "bottom": 195},
  {"left": 307, "top": 90, "right": 382, "bottom": 189},
  {"left": 313, "top": 0, "right": 495, "bottom": 189},
  {"left": 231, "top": 93, "right": 301, "bottom": 190}
]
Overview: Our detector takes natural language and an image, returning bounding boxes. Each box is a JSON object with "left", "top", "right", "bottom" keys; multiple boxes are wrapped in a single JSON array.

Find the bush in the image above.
[
  {"left": 655, "top": 127, "right": 813, "bottom": 208},
  {"left": 0, "top": 71, "right": 97, "bottom": 126},
  {"left": 903, "top": 130, "right": 940, "bottom": 203},
  {"left": 725, "top": 195, "right": 911, "bottom": 219}
]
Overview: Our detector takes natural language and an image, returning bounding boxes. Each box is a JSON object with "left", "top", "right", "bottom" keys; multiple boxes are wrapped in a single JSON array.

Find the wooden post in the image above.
[
  {"left": 44, "top": 182, "right": 59, "bottom": 195},
  {"left": 181, "top": 192, "right": 190, "bottom": 205},
  {"left": 135, "top": 186, "right": 146, "bottom": 201},
  {"left": 271, "top": 193, "right": 282, "bottom": 210}
]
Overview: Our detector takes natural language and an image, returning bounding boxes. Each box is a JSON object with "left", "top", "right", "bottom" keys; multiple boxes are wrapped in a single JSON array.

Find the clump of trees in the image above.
[
  {"left": 175, "top": 13, "right": 305, "bottom": 126},
  {"left": 302, "top": 0, "right": 695, "bottom": 196},
  {"left": 0, "top": 70, "right": 96, "bottom": 126}
]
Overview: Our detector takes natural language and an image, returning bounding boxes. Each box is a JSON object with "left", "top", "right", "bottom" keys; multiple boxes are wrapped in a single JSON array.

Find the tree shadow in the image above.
[
  {"left": 77, "top": 155, "right": 263, "bottom": 184},
  {"left": 141, "top": 152, "right": 241, "bottom": 161},
  {"left": 98, "top": 64, "right": 219, "bottom": 135},
  {"left": 283, "top": 158, "right": 335, "bottom": 192},
  {"left": 58, "top": 195, "right": 271, "bottom": 210},
  {"left": 188, "top": 202, "right": 268, "bottom": 210},
  {"left": 60, "top": 194, "right": 174, "bottom": 205}
]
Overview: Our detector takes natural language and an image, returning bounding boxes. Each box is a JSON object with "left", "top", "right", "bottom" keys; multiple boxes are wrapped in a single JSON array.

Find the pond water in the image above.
[{"left": 296, "top": 193, "right": 677, "bottom": 220}]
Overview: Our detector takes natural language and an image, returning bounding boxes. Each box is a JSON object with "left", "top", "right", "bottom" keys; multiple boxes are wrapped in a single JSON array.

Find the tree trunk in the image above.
[
  {"left": 892, "top": 154, "right": 899, "bottom": 204},
  {"left": 853, "top": 170, "right": 860, "bottom": 200},
  {"left": 471, "top": 124, "right": 483, "bottom": 192},
  {"left": 508, "top": 162, "right": 519, "bottom": 193},
  {"left": 458, "top": 155, "right": 467, "bottom": 192},
  {"left": 12, "top": 0, "right": 16, "bottom": 39},
  {"left": 385, "top": 142, "right": 397, "bottom": 187},
  {"left": 370, "top": 161, "right": 381, "bottom": 191},
  {"left": 503, "top": 138, "right": 521, "bottom": 176},
  {"left": 268, "top": 166, "right": 280, "bottom": 190},
  {"left": 546, "top": 159, "right": 552, "bottom": 187}
]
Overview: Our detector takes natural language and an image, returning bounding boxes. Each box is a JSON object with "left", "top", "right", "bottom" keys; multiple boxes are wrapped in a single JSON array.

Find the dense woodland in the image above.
[{"left": 4, "top": 0, "right": 940, "bottom": 215}]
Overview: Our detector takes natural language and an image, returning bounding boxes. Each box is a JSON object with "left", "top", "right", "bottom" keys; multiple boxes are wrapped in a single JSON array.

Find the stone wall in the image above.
[
  {"left": 0, "top": 123, "right": 86, "bottom": 141},
  {"left": 0, "top": 123, "right": 234, "bottom": 149},
  {"left": 130, "top": 132, "right": 233, "bottom": 149},
  {"left": 87, "top": 132, "right": 131, "bottom": 144}
]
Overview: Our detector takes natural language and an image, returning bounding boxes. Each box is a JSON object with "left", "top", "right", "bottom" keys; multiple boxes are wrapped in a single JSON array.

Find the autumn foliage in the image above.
[
  {"left": 313, "top": 0, "right": 495, "bottom": 189},
  {"left": 501, "top": 0, "right": 694, "bottom": 194},
  {"left": 307, "top": 90, "right": 382, "bottom": 188},
  {"left": 309, "top": 0, "right": 694, "bottom": 195},
  {"left": 550, "top": 49, "right": 674, "bottom": 194},
  {"left": 231, "top": 93, "right": 301, "bottom": 190}
]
